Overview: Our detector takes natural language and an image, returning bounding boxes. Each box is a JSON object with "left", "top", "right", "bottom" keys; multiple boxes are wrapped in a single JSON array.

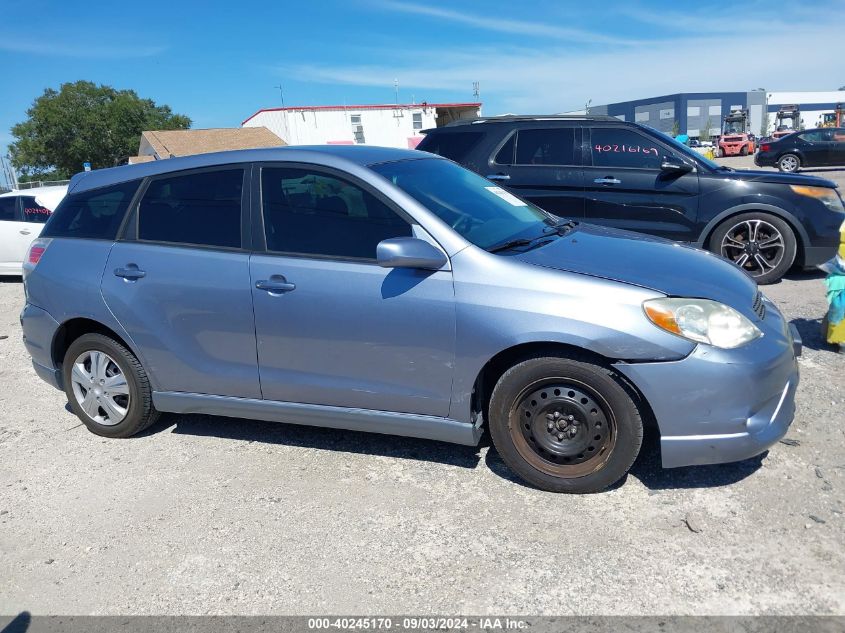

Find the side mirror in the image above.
[
  {"left": 377, "top": 237, "right": 447, "bottom": 270},
  {"left": 660, "top": 156, "right": 693, "bottom": 173}
]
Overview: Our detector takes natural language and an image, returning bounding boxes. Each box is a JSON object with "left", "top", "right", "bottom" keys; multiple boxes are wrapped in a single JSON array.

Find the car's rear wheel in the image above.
[
  {"left": 778, "top": 153, "right": 800, "bottom": 172},
  {"left": 63, "top": 333, "right": 159, "bottom": 438},
  {"left": 709, "top": 212, "right": 797, "bottom": 285},
  {"left": 740, "top": 145, "right": 748, "bottom": 156},
  {"left": 488, "top": 355, "right": 643, "bottom": 493}
]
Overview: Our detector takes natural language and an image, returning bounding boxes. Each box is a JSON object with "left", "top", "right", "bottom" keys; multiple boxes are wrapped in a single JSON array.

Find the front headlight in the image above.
[
  {"left": 643, "top": 298, "right": 762, "bottom": 349},
  {"left": 790, "top": 185, "right": 845, "bottom": 212}
]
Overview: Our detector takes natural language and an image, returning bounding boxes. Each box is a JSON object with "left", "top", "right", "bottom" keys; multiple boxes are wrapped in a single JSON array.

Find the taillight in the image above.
[
  {"left": 23, "top": 238, "right": 51, "bottom": 278},
  {"left": 761, "top": 144, "right": 770, "bottom": 152}
]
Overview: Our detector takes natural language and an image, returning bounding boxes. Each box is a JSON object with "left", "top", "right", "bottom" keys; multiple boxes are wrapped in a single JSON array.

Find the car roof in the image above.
[
  {"left": 0, "top": 185, "right": 68, "bottom": 198},
  {"left": 68, "top": 145, "right": 436, "bottom": 194}
]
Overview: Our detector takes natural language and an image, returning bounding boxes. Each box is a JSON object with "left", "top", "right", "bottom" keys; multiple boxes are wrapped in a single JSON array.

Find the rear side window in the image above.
[
  {"left": 138, "top": 169, "right": 243, "bottom": 248},
  {"left": 514, "top": 128, "right": 576, "bottom": 165},
  {"left": 418, "top": 131, "right": 484, "bottom": 162},
  {"left": 590, "top": 128, "right": 664, "bottom": 169},
  {"left": 0, "top": 197, "right": 15, "bottom": 221},
  {"left": 20, "top": 196, "right": 53, "bottom": 224},
  {"left": 261, "top": 167, "right": 410, "bottom": 260},
  {"left": 41, "top": 181, "right": 139, "bottom": 240}
]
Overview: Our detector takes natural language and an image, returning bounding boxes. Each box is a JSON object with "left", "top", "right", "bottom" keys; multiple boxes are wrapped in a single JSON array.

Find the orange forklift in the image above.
[
  {"left": 772, "top": 105, "right": 801, "bottom": 139},
  {"left": 821, "top": 103, "right": 844, "bottom": 128},
  {"left": 718, "top": 109, "right": 755, "bottom": 156}
]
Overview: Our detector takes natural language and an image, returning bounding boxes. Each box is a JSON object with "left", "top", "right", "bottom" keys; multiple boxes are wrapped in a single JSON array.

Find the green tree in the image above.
[
  {"left": 9, "top": 81, "right": 191, "bottom": 179},
  {"left": 699, "top": 118, "right": 712, "bottom": 142},
  {"left": 760, "top": 114, "right": 769, "bottom": 137},
  {"left": 671, "top": 120, "right": 680, "bottom": 137}
]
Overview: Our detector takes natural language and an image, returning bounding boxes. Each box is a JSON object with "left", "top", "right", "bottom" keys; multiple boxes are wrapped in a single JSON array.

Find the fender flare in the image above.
[{"left": 694, "top": 202, "right": 808, "bottom": 251}]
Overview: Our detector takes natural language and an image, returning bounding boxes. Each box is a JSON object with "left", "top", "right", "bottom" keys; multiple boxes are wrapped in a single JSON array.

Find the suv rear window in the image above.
[
  {"left": 41, "top": 181, "right": 139, "bottom": 240},
  {"left": 417, "top": 131, "right": 484, "bottom": 162},
  {"left": 494, "top": 128, "right": 577, "bottom": 166}
]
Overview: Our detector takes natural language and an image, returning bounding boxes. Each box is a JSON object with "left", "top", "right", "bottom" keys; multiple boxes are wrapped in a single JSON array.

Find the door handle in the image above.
[
  {"left": 19, "top": 229, "right": 32, "bottom": 235},
  {"left": 594, "top": 177, "right": 622, "bottom": 185},
  {"left": 114, "top": 265, "right": 146, "bottom": 281},
  {"left": 486, "top": 174, "right": 511, "bottom": 181},
  {"left": 255, "top": 275, "right": 296, "bottom": 294}
]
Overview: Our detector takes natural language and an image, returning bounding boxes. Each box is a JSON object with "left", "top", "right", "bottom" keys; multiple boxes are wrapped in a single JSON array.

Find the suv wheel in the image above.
[
  {"left": 778, "top": 154, "right": 800, "bottom": 172},
  {"left": 63, "top": 333, "right": 159, "bottom": 438},
  {"left": 488, "top": 355, "right": 643, "bottom": 493},
  {"left": 709, "top": 212, "right": 797, "bottom": 285}
]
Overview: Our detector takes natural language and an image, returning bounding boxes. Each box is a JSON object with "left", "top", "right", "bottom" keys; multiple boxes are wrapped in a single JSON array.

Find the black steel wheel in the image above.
[
  {"left": 488, "top": 354, "right": 643, "bottom": 493},
  {"left": 709, "top": 212, "right": 797, "bottom": 285}
]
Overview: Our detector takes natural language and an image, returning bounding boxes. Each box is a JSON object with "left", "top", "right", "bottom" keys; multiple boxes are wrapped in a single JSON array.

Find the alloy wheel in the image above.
[
  {"left": 720, "top": 219, "right": 785, "bottom": 278},
  {"left": 70, "top": 350, "right": 131, "bottom": 426},
  {"left": 780, "top": 155, "right": 799, "bottom": 172},
  {"left": 509, "top": 379, "right": 616, "bottom": 478}
]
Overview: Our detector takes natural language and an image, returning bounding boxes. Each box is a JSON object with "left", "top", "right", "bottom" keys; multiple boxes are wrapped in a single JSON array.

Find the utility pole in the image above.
[
  {"left": 472, "top": 81, "right": 480, "bottom": 100},
  {"left": 393, "top": 79, "right": 399, "bottom": 104},
  {"left": 274, "top": 84, "right": 285, "bottom": 107}
]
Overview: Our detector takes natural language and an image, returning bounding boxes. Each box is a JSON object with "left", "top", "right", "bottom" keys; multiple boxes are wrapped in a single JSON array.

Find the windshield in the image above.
[
  {"left": 372, "top": 158, "right": 560, "bottom": 250},
  {"left": 654, "top": 130, "right": 721, "bottom": 171}
]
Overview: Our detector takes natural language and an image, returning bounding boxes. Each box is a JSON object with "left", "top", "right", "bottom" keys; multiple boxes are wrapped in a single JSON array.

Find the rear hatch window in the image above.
[{"left": 417, "top": 131, "right": 484, "bottom": 162}]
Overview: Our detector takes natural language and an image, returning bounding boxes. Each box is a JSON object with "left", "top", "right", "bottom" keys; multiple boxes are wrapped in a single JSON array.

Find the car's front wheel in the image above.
[
  {"left": 778, "top": 153, "right": 801, "bottom": 172},
  {"left": 488, "top": 355, "right": 643, "bottom": 493},
  {"left": 63, "top": 333, "right": 159, "bottom": 438},
  {"left": 709, "top": 212, "right": 797, "bottom": 285}
]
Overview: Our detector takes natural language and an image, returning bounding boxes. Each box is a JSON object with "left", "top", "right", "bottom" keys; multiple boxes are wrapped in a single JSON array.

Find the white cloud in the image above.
[
  {"left": 278, "top": 21, "right": 841, "bottom": 113},
  {"left": 0, "top": 34, "right": 165, "bottom": 59},
  {"left": 375, "top": 1, "right": 641, "bottom": 45}
]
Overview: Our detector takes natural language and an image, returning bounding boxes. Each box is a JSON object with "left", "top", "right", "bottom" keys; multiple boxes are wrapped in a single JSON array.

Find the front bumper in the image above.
[{"left": 614, "top": 302, "right": 800, "bottom": 468}]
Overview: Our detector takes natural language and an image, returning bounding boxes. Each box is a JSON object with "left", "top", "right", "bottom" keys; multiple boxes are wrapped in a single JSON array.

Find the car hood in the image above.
[
  {"left": 719, "top": 168, "right": 837, "bottom": 188},
  {"left": 514, "top": 224, "right": 759, "bottom": 309}
]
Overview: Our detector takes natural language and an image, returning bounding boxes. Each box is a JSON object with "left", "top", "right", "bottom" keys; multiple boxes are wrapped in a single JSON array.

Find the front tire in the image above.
[
  {"left": 708, "top": 212, "right": 797, "bottom": 285},
  {"left": 778, "top": 153, "right": 800, "bottom": 172},
  {"left": 488, "top": 355, "right": 643, "bottom": 493},
  {"left": 63, "top": 333, "right": 159, "bottom": 438}
]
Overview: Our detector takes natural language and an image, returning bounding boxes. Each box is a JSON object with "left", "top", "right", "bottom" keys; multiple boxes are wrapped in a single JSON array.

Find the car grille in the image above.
[{"left": 752, "top": 292, "right": 766, "bottom": 320}]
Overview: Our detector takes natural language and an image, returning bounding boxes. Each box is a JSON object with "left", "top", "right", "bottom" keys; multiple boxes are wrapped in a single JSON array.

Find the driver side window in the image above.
[
  {"left": 590, "top": 128, "right": 664, "bottom": 169},
  {"left": 261, "top": 167, "right": 411, "bottom": 260}
]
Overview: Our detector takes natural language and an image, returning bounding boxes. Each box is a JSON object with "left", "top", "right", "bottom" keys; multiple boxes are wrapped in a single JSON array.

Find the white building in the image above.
[
  {"left": 241, "top": 102, "right": 482, "bottom": 148},
  {"left": 765, "top": 91, "right": 845, "bottom": 130}
]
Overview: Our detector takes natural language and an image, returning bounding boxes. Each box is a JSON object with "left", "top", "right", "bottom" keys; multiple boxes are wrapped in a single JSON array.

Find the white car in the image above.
[{"left": 0, "top": 186, "right": 67, "bottom": 275}]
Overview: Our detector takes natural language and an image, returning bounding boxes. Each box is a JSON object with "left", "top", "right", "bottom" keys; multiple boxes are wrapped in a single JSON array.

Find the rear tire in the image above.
[
  {"left": 778, "top": 153, "right": 800, "bottom": 172},
  {"left": 708, "top": 212, "right": 797, "bottom": 285},
  {"left": 740, "top": 145, "right": 748, "bottom": 156},
  {"left": 62, "top": 333, "right": 159, "bottom": 438},
  {"left": 488, "top": 354, "right": 643, "bottom": 493}
]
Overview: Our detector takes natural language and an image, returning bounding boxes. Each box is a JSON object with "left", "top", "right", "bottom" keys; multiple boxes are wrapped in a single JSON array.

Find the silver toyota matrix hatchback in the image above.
[{"left": 21, "top": 146, "right": 804, "bottom": 493}]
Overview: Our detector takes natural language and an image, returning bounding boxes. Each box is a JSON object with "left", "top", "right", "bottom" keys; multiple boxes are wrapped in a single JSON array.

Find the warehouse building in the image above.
[
  {"left": 241, "top": 102, "right": 482, "bottom": 148},
  {"left": 577, "top": 91, "right": 845, "bottom": 139}
]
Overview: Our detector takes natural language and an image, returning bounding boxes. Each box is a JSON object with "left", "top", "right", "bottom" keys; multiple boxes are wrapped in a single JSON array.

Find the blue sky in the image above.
[{"left": 1, "top": 0, "right": 842, "bottom": 166}]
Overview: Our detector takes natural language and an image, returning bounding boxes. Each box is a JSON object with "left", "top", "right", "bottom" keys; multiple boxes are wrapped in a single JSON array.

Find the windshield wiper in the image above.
[
  {"left": 543, "top": 219, "right": 579, "bottom": 235},
  {"left": 488, "top": 235, "right": 552, "bottom": 253}
]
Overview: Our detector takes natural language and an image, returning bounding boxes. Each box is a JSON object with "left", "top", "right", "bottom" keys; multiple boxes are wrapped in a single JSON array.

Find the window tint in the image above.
[
  {"left": 493, "top": 134, "right": 515, "bottom": 164},
  {"left": 261, "top": 167, "right": 410, "bottom": 259},
  {"left": 0, "top": 197, "right": 16, "bottom": 221},
  {"left": 139, "top": 169, "right": 243, "bottom": 248},
  {"left": 590, "top": 128, "right": 664, "bottom": 169},
  {"left": 41, "top": 181, "right": 139, "bottom": 240},
  {"left": 799, "top": 130, "right": 833, "bottom": 143},
  {"left": 418, "top": 131, "right": 484, "bottom": 162},
  {"left": 514, "top": 128, "right": 576, "bottom": 165},
  {"left": 20, "top": 196, "right": 53, "bottom": 224}
]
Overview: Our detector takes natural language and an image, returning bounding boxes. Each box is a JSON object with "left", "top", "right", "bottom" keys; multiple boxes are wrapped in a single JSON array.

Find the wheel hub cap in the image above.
[
  {"left": 720, "top": 219, "right": 785, "bottom": 277},
  {"left": 70, "top": 350, "right": 130, "bottom": 426}
]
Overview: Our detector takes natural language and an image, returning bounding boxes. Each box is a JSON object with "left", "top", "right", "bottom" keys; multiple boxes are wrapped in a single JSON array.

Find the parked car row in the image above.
[
  {"left": 22, "top": 144, "right": 806, "bottom": 493},
  {"left": 418, "top": 115, "right": 844, "bottom": 284},
  {"left": 755, "top": 127, "right": 845, "bottom": 172}
]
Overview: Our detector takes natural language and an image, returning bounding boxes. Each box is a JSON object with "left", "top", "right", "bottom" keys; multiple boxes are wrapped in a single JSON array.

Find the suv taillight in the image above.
[
  {"left": 760, "top": 144, "right": 770, "bottom": 152},
  {"left": 23, "top": 238, "right": 51, "bottom": 277}
]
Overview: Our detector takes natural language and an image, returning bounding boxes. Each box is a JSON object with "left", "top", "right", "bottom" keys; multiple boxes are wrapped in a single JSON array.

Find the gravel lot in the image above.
[{"left": 1, "top": 168, "right": 844, "bottom": 615}]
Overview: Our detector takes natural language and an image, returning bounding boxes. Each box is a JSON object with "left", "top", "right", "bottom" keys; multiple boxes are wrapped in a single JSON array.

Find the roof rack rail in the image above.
[{"left": 444, "top": 114, "right": 620, "bottom": 126}]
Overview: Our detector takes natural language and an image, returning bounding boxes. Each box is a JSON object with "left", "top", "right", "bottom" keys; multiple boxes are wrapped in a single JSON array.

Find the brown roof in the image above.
[
  {"left": 140, "top": 127, "right": 285, "bottom": 158},
  {"left": 127, "top": 155, "right": 155, "bottom": 164}
]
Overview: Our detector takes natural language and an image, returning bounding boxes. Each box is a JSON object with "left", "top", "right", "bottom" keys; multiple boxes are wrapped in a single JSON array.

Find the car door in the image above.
[
  {"left": 100, "top": 166, "right": 261, "bottom": 399},
  {"left": 582, "top": 126, "right": 700, "bottom": 242},
  {"left": 250, "top": 163, "right": 456, "bottom": 417},
  {"left": 794, "top": 130, "right": 834, "bottom": 166},
  {"left": 484, "top": 126, "right": 585, "bottom": 221},
  {"left": 0, "top": 196, "right": 21, "bottom": 271},
  {"left": 828, "top": 128, "right": 845, "bottom": 166}
]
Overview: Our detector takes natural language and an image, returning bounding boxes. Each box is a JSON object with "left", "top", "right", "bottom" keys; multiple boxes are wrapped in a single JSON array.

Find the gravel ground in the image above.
[{"left": 1, "top": 207, "right": 844, "bottom": 615}]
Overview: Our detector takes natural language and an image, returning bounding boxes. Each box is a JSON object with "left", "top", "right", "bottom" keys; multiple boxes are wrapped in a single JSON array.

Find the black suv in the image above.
[
  {"left": 418, "top": 115, "right": 843, "bottom": 284},
  {"left": 755, "top": 127, "right": 845, "bottom": 173}
]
